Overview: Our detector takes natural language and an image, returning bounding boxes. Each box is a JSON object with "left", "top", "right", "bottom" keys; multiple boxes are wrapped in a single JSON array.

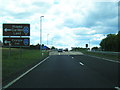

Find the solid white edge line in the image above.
[
  {"left": 85, "top": 55, "right": 120, "bottom": 63},
  {"left": 2, "top": 56, "right": 50, "bottom": 89},
  {"left": 115, "top": 87, "right": 120, "bottom": 90}
]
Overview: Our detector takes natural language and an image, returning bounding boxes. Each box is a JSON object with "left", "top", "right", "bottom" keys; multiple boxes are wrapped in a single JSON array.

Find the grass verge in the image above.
[
  {"left": 2, "top": 48, "right": 49, "bottom": 84},
  {"left": 80, "top": 50, "right": 120, "bottom": 62}
]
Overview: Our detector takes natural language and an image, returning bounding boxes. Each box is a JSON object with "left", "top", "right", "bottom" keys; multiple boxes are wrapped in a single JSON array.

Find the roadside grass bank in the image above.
[
  {"left": 80, "top": 50, "right": 120, "bottom": 62},
  {"left": 2, "top": 48, "right": 49, "bottom": 84}
]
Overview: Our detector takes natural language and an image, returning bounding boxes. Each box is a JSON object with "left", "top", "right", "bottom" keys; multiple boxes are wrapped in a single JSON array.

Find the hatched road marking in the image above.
[{"left": 49, "top": 51, "right": 84, "bottom": 55}]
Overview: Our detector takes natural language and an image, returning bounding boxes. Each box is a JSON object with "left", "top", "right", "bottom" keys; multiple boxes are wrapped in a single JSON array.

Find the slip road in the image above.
[{"left": 4, "top": 51, "right": 120, "bottom": 88}]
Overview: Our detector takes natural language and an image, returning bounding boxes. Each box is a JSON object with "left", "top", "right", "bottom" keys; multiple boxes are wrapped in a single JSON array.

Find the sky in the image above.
[{"left": 0, "top": 0, "right": 119, "bottom": 50}]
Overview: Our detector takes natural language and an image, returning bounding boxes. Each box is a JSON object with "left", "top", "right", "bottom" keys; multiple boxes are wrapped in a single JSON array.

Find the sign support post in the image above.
[
  {"left": 8, "top": 35, "right": 11, "bottom": 57},
  {"left": 20, "top": 33, "right": 21, "bottom": 60}
]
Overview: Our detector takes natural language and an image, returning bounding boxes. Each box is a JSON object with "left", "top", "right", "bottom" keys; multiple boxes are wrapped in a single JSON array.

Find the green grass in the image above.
[
  {"left": 80, "top": 50, "right": 120, "bottom": 61},
  {"left": 2, "top": 48, "right": 49, "bottom": 81}
]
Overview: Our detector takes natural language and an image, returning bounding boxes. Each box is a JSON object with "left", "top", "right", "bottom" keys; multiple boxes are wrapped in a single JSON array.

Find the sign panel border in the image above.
[{"left": 3, "top": 23, "right": 30, "bottom": 36}]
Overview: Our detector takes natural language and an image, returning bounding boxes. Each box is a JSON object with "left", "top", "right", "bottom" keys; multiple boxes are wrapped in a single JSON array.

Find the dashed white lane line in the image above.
[
  {"left": 2, "top": 56, "right": 50, "bottom": 89},
  {"left": 115, "top": 87, "right": 120, "bottom": 90},
  {"left": 79, "top": 62, "right": 84, "bottom": 66},
  {"left": 71, "top": 56, "right": 84, "bottom": 66}
]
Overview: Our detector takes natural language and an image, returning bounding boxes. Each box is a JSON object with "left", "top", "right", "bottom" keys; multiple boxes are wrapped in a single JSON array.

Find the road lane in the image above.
[
  {"left": 71, "top": 55, "right": 120, "bottom": 87},
  {"left": 6, "top": 55, "right": 114, "bottom": 88},
  {"left": 5, "top": 55, "right": 118, "bottom": 88}
]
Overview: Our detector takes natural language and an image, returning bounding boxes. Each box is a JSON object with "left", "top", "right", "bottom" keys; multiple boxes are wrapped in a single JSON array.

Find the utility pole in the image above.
[
  {"left": 47, "top": 33, "right": 49, "bottom": 45},
  {"left": 40, "top": 16, "right": 44, "bottom": 50}
]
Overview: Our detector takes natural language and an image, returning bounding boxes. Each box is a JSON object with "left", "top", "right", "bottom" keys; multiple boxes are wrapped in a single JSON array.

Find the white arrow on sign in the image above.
[
  {"left": 4, "top": 28, "right": 11, "bottom": 32},
  {"left": 4, "top": 40, "right": 11, "bottom": 44}
]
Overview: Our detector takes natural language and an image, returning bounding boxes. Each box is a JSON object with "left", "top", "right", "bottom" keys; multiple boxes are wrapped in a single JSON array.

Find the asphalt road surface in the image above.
[{"left": 6, "top": 51, "right": 120, "bottom": 88}]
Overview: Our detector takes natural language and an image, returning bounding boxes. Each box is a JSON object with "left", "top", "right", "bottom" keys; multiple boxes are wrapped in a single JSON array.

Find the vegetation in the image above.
[
  {"left": 2, "top": 48, "right": 49, "bottom": 82},
  {"left": 71, "top": 47, "right": 89, "bottom": 51},
  {"left": 71, "top": 47, "right": 119, "bottom": 61},
  {"left": 100, "top": 31, "right": 120, "bottom": 52},
  {"left": 7, "top": 44, "right": 50, "bottom": 50},
  {"left": 51, "top": 46, "right": 56, "bottom": 49},
  {"left": 27, "top": 44, "right": 50, "bottom": 50},
  {"left": 80, "top": 50, "right": 120, "bottom": 61},
  {"left": 91, "top": 47, "right": 99, "bottom": 51}
]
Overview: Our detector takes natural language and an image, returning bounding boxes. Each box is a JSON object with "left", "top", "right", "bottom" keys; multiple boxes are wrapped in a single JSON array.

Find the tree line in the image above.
[
  {"left": 23, "top": 44, "right": 51, "bottom": 50},
  {"left": 71, "top": 47, "right": 89, "bottom": 51},
  {"left": 100, "top": 31, "right": 120, "bottom": 52},
  {"left": 71, "top": 31, "right": 120, "bottom": 52}
]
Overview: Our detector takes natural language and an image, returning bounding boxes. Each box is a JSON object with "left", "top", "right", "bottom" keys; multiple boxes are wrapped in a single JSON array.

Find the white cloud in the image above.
[{"left": 0, "top": 0, "right": 118, "bottom": 49}]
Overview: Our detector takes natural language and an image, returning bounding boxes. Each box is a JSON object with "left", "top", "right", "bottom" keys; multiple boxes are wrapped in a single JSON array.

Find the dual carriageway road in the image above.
[{"left": 3, "top": 51, "right": 120, "bottom": 89}]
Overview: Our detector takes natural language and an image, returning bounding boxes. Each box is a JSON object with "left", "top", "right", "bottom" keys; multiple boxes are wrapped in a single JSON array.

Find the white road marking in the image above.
[
  {"left": 2, "top": 56, "right": 50, "bottom": 89},
  {"left": 49, "top": 51, "right": 84, "bottom": 55},
  {"left": 79, "top": 62, "right": 84, "bottom": 66},
  {"left": 115, "top": 87, "right": 120, "bottom": 90}
]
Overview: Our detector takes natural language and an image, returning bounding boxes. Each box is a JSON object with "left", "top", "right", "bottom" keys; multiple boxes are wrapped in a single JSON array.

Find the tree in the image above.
[
  {"left": 100, "top": 33, "right": 119, "bottom": 52},
  {"left": 51, "top": 46, "right": 55, "bottom": 49},
  {"left": 0, "top": 40, "right": 2, "bottom": 47},
  {"left": 117, "top": 31, "right": 120, "bottom": 51},
  {"left": 36, "top": 43, "right": 40, "bottom": 49},
  {"left": 100, "top": 38, "right": 106, "bottom": 51},
  {"left": 92, "top": 47, "right": 99, "bottom": 51}
]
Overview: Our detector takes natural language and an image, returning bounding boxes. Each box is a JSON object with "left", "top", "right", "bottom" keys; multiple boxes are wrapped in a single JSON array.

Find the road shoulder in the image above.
[{"left": 84, "top": 54, "right": 120, "bottom": 63}]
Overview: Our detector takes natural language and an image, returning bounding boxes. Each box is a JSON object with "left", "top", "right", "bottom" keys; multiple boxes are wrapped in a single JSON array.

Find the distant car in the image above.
[{"left": 58, "top": 49, "right": 63, "bottom": 52}]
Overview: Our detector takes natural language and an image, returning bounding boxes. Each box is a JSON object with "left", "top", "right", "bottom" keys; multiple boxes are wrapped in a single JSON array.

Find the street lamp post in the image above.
[
  {"left": 40, "top": 16, "right": 44, "bottom": 50},
  {"left": 47, "top": 33, "right": 49, "bottom": 45},
  {"left": 104, "top": 34, "right": 107, "bottom": 51}
]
